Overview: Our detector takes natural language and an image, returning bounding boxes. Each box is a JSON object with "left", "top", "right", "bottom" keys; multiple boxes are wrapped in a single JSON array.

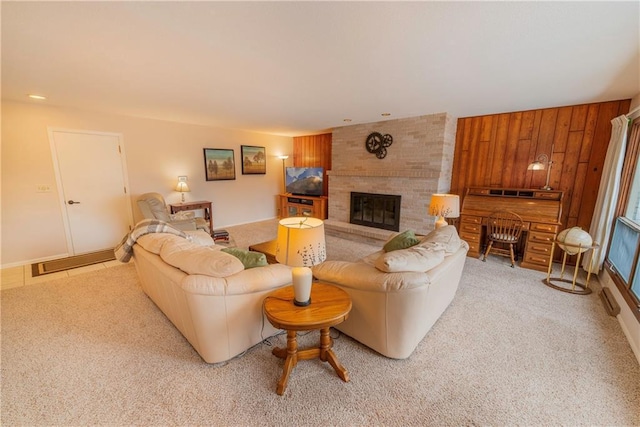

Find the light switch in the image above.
[{"left": 37, "top": 185, "right": 51, "bottom": 192}]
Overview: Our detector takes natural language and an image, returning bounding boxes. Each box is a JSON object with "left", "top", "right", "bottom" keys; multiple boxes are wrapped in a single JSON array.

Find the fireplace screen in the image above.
[{"left": 350, "top": 192, "right": 401, "bottom": 232}]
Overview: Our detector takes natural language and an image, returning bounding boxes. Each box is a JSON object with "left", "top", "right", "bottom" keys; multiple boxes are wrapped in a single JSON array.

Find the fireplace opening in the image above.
[{"left": 350, "top": 192, "right": 401, "bottom": 232}]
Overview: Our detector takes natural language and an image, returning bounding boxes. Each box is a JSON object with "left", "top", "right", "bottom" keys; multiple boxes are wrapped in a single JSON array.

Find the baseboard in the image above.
[{"left": 1, "top": 252, "right": 70, "bottom": 270}]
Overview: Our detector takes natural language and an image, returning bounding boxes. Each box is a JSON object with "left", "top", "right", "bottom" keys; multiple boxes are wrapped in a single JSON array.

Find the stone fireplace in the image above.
[
  {"left": 326, "top": 113, "right": 456, "bottom": 238},
  {"left": 350, "top": 192, "right": 401, "bottom": 232}
]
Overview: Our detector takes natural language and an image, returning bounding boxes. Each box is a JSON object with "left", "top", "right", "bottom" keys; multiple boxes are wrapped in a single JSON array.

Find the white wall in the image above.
[{"left": 1, "top": 101, "right": 293, "bottom": 267}]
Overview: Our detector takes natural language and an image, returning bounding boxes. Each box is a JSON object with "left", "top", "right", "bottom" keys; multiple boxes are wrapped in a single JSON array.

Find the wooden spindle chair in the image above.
[{"left": 482, "top": 211, "right": 524, "bottom": 268}]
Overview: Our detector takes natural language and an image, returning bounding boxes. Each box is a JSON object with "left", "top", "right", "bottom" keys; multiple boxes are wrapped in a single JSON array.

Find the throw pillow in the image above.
[
  {"left": 383, "top": 230, "right": 420, "bottom": 252},
  {"left": 420, "top": 225, "right": 461, "bottom": 254},
  {"left": 221, "top": 248, "right": 268, "bottom": 269}
]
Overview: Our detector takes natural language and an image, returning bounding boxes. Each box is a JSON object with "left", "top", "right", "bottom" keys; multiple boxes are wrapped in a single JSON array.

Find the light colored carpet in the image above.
[{"left": 2, "top": 222, "right": 639, "bottom": 426}]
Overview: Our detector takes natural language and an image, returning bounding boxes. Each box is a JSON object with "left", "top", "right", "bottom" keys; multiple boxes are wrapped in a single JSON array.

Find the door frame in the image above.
[{"left": 48, "top": 127, "right": 134, "bottom": 256}]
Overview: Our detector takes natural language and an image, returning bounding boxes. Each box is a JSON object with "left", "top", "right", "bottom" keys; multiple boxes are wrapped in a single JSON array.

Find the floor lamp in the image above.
[{"left": 279, "top": 155, "right": 289, "bottom": 193}]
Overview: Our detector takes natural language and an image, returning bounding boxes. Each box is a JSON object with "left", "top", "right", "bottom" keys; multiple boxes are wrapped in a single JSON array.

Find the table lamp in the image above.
[
  {"left": 527, "top": 143, "right": 554, "bottom": 190},
  {"left": 429, "top": 194, "right": 460, "bottom": 228},
  {"left": 175, "top": 176, "right": 190, "bottom": 203},
  {"left": 275, "top": 217, "right": 326, "bottom": 306}
]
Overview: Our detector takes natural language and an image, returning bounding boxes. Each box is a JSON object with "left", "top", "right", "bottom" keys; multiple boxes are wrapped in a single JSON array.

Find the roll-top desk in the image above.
[{"left": 460, "top": 187, "right": 563, "bottom": 271}]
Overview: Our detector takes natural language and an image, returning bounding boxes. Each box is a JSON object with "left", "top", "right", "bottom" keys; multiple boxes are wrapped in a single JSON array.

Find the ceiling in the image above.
[{"left": 2, "top": 1, "right": 639, "bottom": 137}]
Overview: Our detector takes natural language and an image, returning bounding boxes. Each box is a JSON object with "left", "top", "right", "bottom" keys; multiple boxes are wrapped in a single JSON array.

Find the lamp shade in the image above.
[
  {"left": 428, "top": 194, "right": 460, "bottom": 218},
  {"left": 527, "top": 161, "right": 545, "bottom": 171},
  {"left": 276, "top": 217, "right": 326, "bottom": 267},
  {"left": 175, "top": 181, "right": 190, "bottom": 192}
]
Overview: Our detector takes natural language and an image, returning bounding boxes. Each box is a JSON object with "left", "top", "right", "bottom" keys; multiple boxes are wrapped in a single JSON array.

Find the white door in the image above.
[{"left": 50, "top": 129, "right": 133, "bottom": 255}]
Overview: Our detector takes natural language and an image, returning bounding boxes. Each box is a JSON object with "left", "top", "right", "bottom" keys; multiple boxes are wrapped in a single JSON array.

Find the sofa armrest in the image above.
[{"left": 312, "top": 261, "right": 429, "bottom": 292}]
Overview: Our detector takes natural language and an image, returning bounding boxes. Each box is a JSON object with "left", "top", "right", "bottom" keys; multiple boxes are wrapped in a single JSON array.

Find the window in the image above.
[{"left": 605, "top": 118, "right": 640, "bottom": 320}]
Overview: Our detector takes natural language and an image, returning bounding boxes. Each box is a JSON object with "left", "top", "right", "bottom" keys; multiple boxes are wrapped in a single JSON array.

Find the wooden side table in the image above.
[
  {"left": 248, "top": 239, "right": 278, "bottom": 264},
  {"left": 263, "top": 282, "right": 352, "bottom": 395},
  {"left": 169, "top": 200, "right": 213, "bottom": 232}
]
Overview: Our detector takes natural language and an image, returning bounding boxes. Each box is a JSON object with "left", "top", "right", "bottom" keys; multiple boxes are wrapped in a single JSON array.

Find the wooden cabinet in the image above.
[
  {"left": 278, "top": 194, "right": 328, "bottom": 220},
  {"left": 460, "top": 187, "right": 563, "bottom": 272}
]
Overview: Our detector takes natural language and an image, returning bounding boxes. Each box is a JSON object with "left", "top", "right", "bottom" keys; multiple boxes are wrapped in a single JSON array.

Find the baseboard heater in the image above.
[{"left": 599, "top": 287, "right": 620, "bottom": 317}]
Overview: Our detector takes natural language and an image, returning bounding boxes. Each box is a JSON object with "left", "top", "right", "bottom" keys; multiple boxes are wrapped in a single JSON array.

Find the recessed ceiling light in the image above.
[
  {"left": 28, "top": 94, "right": 46, "bottom": 100},
  {"left": 381, "top": 113, "right": 391, "bottom": 117}
]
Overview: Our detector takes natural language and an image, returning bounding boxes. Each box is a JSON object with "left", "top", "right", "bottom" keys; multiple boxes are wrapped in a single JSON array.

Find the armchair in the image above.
[{"left": 137, "top": 192, "right": 211, "bottom": 234}]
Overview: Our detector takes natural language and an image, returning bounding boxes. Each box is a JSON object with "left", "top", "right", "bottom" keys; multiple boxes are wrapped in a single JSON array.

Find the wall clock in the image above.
[{"left": 365, "top": 132, "right": 393, "bottom": 159}]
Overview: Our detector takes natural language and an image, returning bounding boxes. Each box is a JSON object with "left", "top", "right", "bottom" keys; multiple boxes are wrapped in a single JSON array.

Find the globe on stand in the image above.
[{"left": 556, "top": 227, "right": 593, "bottom": 255}]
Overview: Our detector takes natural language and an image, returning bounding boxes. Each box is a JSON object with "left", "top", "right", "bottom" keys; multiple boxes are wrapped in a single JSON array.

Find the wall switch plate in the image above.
[
  {"left": 178, "top": 176, "right": 188, "bottom": 182},
  {"left": 36, "top": 185, "right": 51, "bottom": 192}
]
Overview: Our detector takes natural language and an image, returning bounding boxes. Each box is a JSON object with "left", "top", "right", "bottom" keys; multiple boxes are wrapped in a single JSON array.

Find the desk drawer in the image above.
[
  {"left": 526, "top": 241, "right": 553, "bottom": 255},
  {"left": 460, "top": 222, "right": 481, "bottom": 233},
  {"left": 528, "top": 230, "right": 556, "bottom": 244},
  {"left": 530, "top": 223, "right": 559, "bottom": 233},
  {"left": 460, "top": 231, "right": 480, "bottom": 243},
  {"left": 522, "top": 251, "right": 551, "bottom": 267},
  {"left": 461, "top": 215, "right": 482, "bottom": 225}
]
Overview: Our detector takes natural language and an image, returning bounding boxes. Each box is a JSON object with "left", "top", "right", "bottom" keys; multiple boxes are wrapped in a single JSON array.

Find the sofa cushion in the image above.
[
  {"left": 420, "top": 225, "right": 461, "bottom": 254},
  {"left": 383, "top": 230, "right": 420, "bottom": 252},
  {"left": 144, "top": 197, "right": 171, "bottom": 222},
  {"left": 184, "top": 230, "right": 215, "bottom": 246},
  {"left": 160, "top": 240, "right": 244, "bottom": 277},
  {"left": 136, "top": 233, "right": 186, "bottom": 254},
  {"left": 375, "top": 245, "right": 445, "bottom": 273},
  {"left": 221, "top": 248, "right": 268, "bottom": 269}
]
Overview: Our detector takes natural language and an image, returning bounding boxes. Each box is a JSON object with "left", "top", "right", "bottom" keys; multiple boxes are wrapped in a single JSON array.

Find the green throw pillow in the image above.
[
  {"left": 221, "top": 248, "right": 268, "bottom": 269},
  {"left": 383, "top": 230, "right": 420, "bottom": 252}
]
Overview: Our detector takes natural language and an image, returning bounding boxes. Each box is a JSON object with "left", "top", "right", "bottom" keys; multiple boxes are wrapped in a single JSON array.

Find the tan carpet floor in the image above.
[{"left": 1, "top": 220, "right": 639, "bottom": 426}]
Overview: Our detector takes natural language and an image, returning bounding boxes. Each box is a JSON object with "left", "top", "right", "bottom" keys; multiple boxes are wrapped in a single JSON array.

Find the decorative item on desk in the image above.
[
  {"left": 429, "top": 194, "right": 460, "bottom": 229},
  {"left": 528, "top": 143, "right": 554, "bottom": 190},
  {"left": 175, "top": 176, "right": 190, "bottom": 203},
  {"left": 275, "top": 217, "right": 326, "bottom": 306}
]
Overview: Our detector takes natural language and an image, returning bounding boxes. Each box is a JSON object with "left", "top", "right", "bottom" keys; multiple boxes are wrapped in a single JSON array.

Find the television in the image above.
[{"left": 285, "top": 167, "right": 324, "bottom": 197}]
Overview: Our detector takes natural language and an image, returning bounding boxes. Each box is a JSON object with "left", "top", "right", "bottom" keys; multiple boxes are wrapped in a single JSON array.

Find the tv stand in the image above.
[{"left": 278, "top": 193, "right": 327, "bottom": 219}]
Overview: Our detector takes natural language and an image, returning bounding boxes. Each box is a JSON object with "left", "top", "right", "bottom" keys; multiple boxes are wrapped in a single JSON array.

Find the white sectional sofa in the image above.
[
  {"left": 312, "top": 226, "right": 468, "bottom": 359},
  {"left": 130, "top": 231, "right": 292, "bottom": 364}
]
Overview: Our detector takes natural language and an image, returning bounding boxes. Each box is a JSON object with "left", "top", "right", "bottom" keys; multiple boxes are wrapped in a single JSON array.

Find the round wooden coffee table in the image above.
[{"left": 263, "top": 282, "right": 352, "bottom": 395}]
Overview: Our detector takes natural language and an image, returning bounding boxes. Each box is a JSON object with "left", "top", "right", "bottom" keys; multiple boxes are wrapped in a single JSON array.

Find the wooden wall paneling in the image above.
[
  {"left": 553, "top": 106, "right": 573, "bottom": 151},
  {"left": 293, "top": 133, "right": 332, "bottom": 197},
  {"left": 469, "top": 117, "right": 485, "bottom": 186},
  {"left": 578, "top": 101, "right": 625, "bottom": 229},
  {"left": 484, "top": 115, "right": 500, "bottom": 186},
  {"left": 570, "top": 104, "right": 588, "bottom": 131},
  {"left": 503, "top": 112, "right": 522, "bottom": 189},
  {"left": 579, "top": 104, "right": 600, "bottom": 162},
  {"left": 451, "top": 118, "right": 473, "bottom": 196},
  {"left": 490, "top": 114, "right": 510, "bottom": 186},
  {"left": 452, "top": 99, "right": 631, "bottom": 238}
]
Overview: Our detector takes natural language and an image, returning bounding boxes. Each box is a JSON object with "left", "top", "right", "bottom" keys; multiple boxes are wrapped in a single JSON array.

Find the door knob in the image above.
[{"left": 67, "top": 200, "right": 81, "bottom": 205}]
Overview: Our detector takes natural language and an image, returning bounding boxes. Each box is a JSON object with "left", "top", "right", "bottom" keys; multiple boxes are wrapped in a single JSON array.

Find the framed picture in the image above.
[
  {"left": 241, "top": 145, "right": 266, "bottom": 175},
  {"left": 203, "top": 148, "right": 235, "bottom": 181}
]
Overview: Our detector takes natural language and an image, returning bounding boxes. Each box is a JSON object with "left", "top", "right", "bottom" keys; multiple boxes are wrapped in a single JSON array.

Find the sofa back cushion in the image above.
[
  {"left": 420, "top": 225, "right": 461, "bottom": 254},
  {"left": 375, "top": 245, "right": 445, "bottom": 273},
  {"left": 160, "top": 239, "right": 244, "bottom": 277}
]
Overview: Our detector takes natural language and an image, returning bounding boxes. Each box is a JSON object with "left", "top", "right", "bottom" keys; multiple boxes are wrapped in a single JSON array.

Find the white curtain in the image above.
[{"left": 583, "top": 115, "right": 629, "bottom": 272}]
